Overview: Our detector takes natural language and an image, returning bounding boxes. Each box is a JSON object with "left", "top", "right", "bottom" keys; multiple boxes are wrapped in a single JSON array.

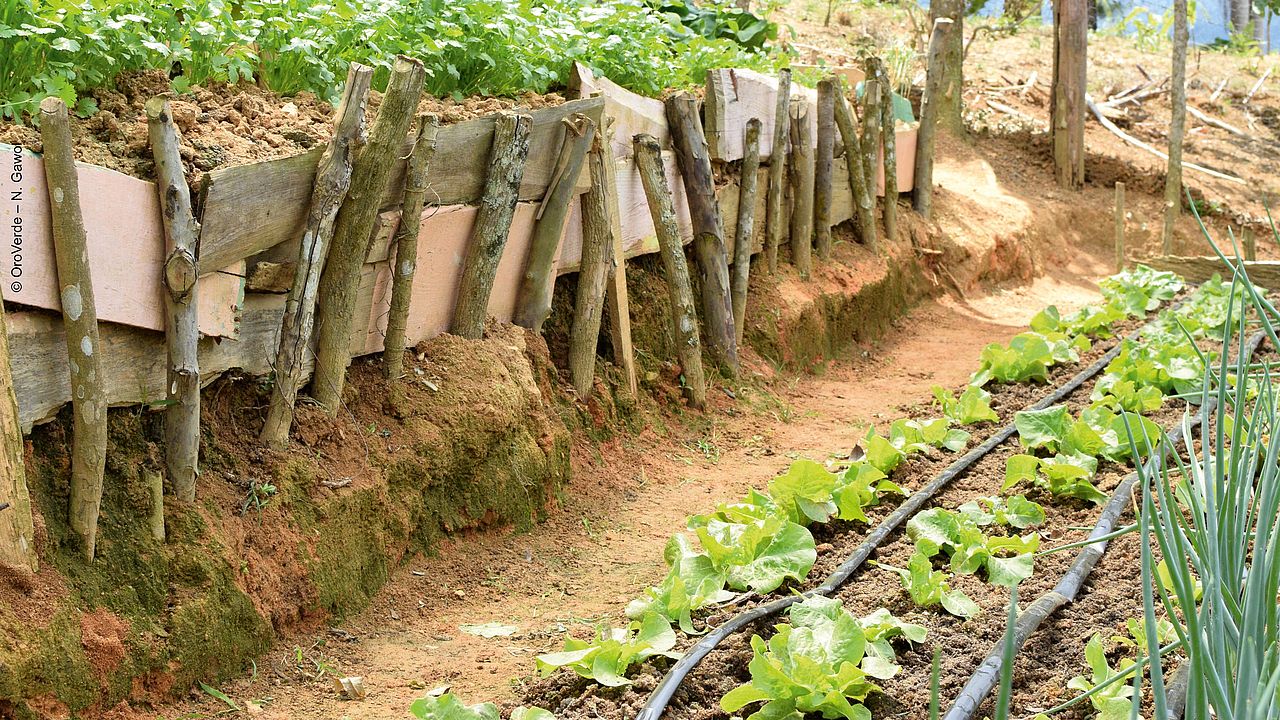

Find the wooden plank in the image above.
[
  {"left": 197, "top": 98, "right": 605, "bottom": 272},
  {"left": 567, "top": 63, "right": 669, "bottom": 158},
  {"left": 1140, "top": 256, "right": 1280, "bottom": 288},
  {"left": 791, "top": 64, "right": 866, "bottom": 87},
  {"left": 2, "top": 144, "right": 243, "bottom": 338},
  {"left": 705, "top": 69, "right": 819, "bottom": 162}
]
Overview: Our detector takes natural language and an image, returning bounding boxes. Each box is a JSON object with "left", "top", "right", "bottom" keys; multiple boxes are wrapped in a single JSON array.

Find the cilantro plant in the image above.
[{"left": 535, "top": 612, "right": 680, "bottom": 687}]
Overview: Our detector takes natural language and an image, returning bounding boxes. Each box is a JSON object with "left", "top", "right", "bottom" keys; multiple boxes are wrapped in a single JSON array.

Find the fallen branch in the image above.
[
  {"left": 1246, "top": 66, "right": 1272, "bottom": 104},
  {"left": 1187, "top": 105, "right": 1248, "bottom": 136},
  {"left": 1086, "top": 95, "right": 1246, "bottom": 185}
]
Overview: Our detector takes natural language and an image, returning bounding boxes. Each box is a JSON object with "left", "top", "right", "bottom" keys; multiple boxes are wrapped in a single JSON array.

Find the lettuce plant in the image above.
[
  {"left": 907, "top": 507, "right": 1039, "bottom": 586},
  {"left": 883, "top": 551, "right": 980, "bottom": 618},
  {"left": 932, "top": 384, "right": 1000, "bottom": 425},
  {"left": 1099, "top": 264, "right": 1183, "bottom": 315},
  {"left": 409, "top": 693, "right": 554, "bottom": 720},
  {"left": 1065, "top": 633, "right": 1141, "bottom": 720},
  {"left": 970, "top": 331, "right": 1090, "bottom": 387},
  {"left": 535, "top": 612, "right": 680, "bottom": 687}
]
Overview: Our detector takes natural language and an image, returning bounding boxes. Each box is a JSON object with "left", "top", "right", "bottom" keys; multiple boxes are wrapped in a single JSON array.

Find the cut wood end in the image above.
[
  {"left": 393, "top": 54, "right": 425, "bottom": 71},
  {"left": 144, "top": 96, "right": 170, "bottom": 120},
  {"left": 38, "top": 96, "right": 67, "bottom": 115}
]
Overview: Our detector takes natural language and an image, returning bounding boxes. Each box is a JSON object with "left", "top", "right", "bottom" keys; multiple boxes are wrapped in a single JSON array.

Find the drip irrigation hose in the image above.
[
  {"left": 940, "top": 329, "right": 1266, "bottom": 720},
  {"left": 635, "top": 317, "right": 1156, "bottom": 720}
]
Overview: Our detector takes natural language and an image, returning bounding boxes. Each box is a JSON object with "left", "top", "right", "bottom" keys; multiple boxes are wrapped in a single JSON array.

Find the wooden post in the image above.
[
  {"left": 733, "top": 119, "right": 762, "bottom": 346},
  {"left": 765, "top": 69, "right": 792, "bottom": 273},
  {"left": 0, "top": 299, "right": 37, "bottom": 571},
  {"left": 815, "top": 79, "right": 836, "bottom": 260},
  {"left": 931, "top": 0, "right": 966, "bottom": 135},
  {"left": 145, "top": 469, "right": 165, "bottom": 543},
  {"left": 664, "top": 92, "right": 739, "bottom": 373},
  {"left": 569, "top": 133, "right": 615, "bottom": 398},
  {"left": 513, "top": 114, "right": 596, "bottom": 331},
  {"left": 146, "top": 97, "right": 201, "bottom": 503},
  {"left": 833, "top": 83, "right": 877, "bottom": 249},
  {"left": 788, "top": 98, "right": 815, "bottom": 276},
  {"left": 39, "top": 97, "right": 107, "bottom": 561},
  {"left": 877, "top": 60, "right": 899, "bottom": 244},
  {"left": 597, "top": 119, "right": 638, "bottom": 397},
  {"left": 861, "top": 68, "right": 883, "bottom": 245},
  {"left": 1052, "top": 0, "right": 1088, "bottom": 189},
  {"left": 312, "top": 56, "right": 425, "bottom": 412},
  {"left": 914, "top": 18, "right": 953, "bottom": 219},
  {"left": 452, "top": 111, "right": 534, "bottom": 339},
  {"left": 634, "top": 134, "right": 708, "bottom": 410},
  {"left": 383, "top": 113, "right": 441, "bottom": 378},
  {"left": 1115, "top": 181, "right": 1126, "bottom": 272},
  {"left": 261, "top": 64, "right": 374, "bottom": 448},
  {"left": 1245, "top": 227, "right": 1257, "bottom": 261},
  {"left": 1162, "top": 0, "right": 1189, "bottom": 254}
]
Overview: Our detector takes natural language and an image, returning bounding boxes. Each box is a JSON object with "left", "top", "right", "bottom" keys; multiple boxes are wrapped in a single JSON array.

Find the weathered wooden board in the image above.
[
  {"left": 705, "top": 68, "right": 820, "bottom": 162},
  {"left": 1141, "top": 256, "right": 1280, "bottom": 288},
  {"left": 197, "top": 98, "right": 605, "bottom": 272},
  {"left": 1, "top": 144, "right": 242, "bottom": 337},
  {"left": 9, "top": 293, "right": 287, "bottom": 430},
  {"left": 567, "top": 63, "right": 669, "bottom": 158},
  {"left": 791, "top": 64, "right": 866, "bottom": 87}
]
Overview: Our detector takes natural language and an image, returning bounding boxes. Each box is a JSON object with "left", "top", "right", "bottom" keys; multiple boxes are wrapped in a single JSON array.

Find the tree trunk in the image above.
[
  {"left": 1163, "top": 0, "right": 1188, "bottom": 254},
  {"left": 513, "top": 114, "right": 596, "bottom": 332},
  {"left": 569, "top": 133, "right": 615, "bottom": 398},
  {"left": 860, "top": 69, "right": 883, "bottom": 245},
  {"left": 383, "top": 112, "right": 440, "bottom": 378},
  {"left": 261, "top": 64, "right": 373, "bottom": 448},
  {"left": 765, "top": 69, "right": 792, "bottom": 273},
  {"left": 146, "top": 97, "right": 202, "bottom": 503},
  {"left": 877, "top": 60, "right": 899, "bottom": 244},
  {"left": 931, "top": 0, "right": 965, "bottom": 134},
  {"left": 0, "top": 298, "right": 36, "bottom": 570},
  {"left": 1231, "top": 0, "right": 1251, "bottom": 32},
  {"left": 815, "top": 79, "right": 836, "bottom": 260},
  {"left": 914, "top": 18, "right": 953, "bottom": 219},
  {"left": 452, "top": 111, "right": 534, "bottom": 339},
  {"left": 664, "top": 92, "right": 739, "bottom": 373},
  {"left": 39, "top": 97, "right": 107, "bottom": 561},
  {"left": 634, "top": 134, "right": 707, "bottom": 410},
  {"left": 788, "top": 99, "right": 815, "bottom": 276},
  {"left": 833, "top": 83, "right": 878, "bottom": 248},
  {"left": 733, "top": 118, "right": 762, "bottom": 347},
  {"left": 1052, "top": 0, "right": 1088, "bottom": 189},
  {"left": 312, "top": 56, "right": 425, "bottom": 412}
]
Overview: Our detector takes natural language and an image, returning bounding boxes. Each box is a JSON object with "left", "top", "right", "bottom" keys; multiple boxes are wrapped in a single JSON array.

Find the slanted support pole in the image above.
[
  {"left": 596, "top": 118, "right": 638, "bottom": 398},
  {"left": 876, "top": 60, "right": 899, "bottom": 244},
  {"left": 634, "top": 134, "right": 708, "bottom": 410},
  {"left": 0, "top": 298, "right": 36, "bottom": 570},
  {"left": 146, "top": 97, "right": 201, "bottom": 503},
  {"left": 452, "top": 111, "right": 534, "bottom": 339},
  {"left": 788, "top": 98, "right": 815, "bottom": 276},
  {"left": 1052, "top": 0, "right": 1088, "bottom": 189},
  {"left": 765, "top": 69, "right": 792, "bottom": 273},
  {"left": 914, "top": 18, "right": 953, "bottom": 219},
  {"left": 39, "top": 97, "right": 107, "bottom": 561},
  {"left": 814, "top": 80, "right": 836, "bottom": 260},
  {"left": 732, "top": 118, "right": 762, "bottom": 346},
  {"left": 860, "top": 67, "right": 883, "bottom": 245},
  {"left": 383, "top": 112, "right": 441, "bottom": 378},
  {"left": 833, "top": 82, "right": 877, "bottom": 248},
  {"left": 261, "top": 63, "right": 374, "bottom": 448},
  {"left": 570, "top": 131, "right": 615, "bottom": 398}
]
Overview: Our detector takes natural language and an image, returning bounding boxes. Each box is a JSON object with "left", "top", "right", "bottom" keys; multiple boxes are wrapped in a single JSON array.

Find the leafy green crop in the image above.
[
  {"left": 1004, "top": 451, "right": 1106, "bottom": 504},
  {"left": 721, "top": 597, "right": 922, "bottom": 720},
  {"left": 860, "top": 417, "right": 971, "bottom": 473},
  {"left": 932, "top": 384, "right": 1000, "bottom": 425},
  {"left": 883, "top": 551, "right": 980, "bottom": 618},
  {"left": 970, "top": 331, "right": 1090, "bottom": 387},
  {"left": 693, "top": 514, "right": 817, "bottom": 593},
  {"left": 907, "top": 507, "right": 1039, "bottom": 586},
  {"left": 1065, "top": 633, "right": 1141, "bottom": 720},
  {"left": 1099, "top": 264, "right": 1184, "bottom": 315},
  {"left": 535, "top": 612, "right": 680, "bottom": 687},
  {"left": 409, "top": 693, "right": 554, "bottom": 720},
  {"left": 1031, "top": 302, "right": 1130, "bottom": 339},
  {"left": 956, "top": 495, "right": 1046, "bottom": 529}
]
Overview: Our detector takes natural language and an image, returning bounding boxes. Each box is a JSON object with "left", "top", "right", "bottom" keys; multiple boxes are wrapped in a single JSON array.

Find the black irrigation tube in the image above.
[
  {"left": 634, "top": 315, "right": 1159, "bottom": 720},
  {"left": 940, "top": 329, "right": 1267, "bottom": 720}
]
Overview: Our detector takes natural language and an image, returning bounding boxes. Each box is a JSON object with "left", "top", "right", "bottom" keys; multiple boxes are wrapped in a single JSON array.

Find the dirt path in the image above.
[{"left": 150, "top": 260, "right": 1114, "bottom": 720}]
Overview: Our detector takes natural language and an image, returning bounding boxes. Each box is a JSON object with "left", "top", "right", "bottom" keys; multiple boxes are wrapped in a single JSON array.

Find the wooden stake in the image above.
[
  {"left": 146, "top": 97, "right": 201, "bottom": 503},
  {"left": 914, "top": 18, "right": 953, "bottom": 219},
  {"left": 0, "top": 298, "right": 37, "bottom": 571},
  {"left": 569, "top": 133, "right": 615, "bottom": 398},
  {"left": 145, "top": 469, "right": 165, "bottom": 543},
  {"left": 788, "top": 98, "right": 815, "bottom": 276},
  {"left": 261, "top": 64, "right": 374, "bottom": 448},
  {"left": 1051, "top": 0, "right": 1088, "bottom": 189},
  {"left": 733, "top": 118, "right": 762, "bottom": 347},
  {"left": 1245, "top": 226, "right": 1257, "bottom": 261},
  {"left": 312, "top": 56, "right": 425, "bottom": 412},
  {"left": 597, "top": 119, "right": 638, "bottom": 398},
  {"left": 815, "top": 79, "right": 836, "bottom": 260},
  {"left": 664, "top": 92, "right": 739, "bottom": 373},
  {"left": 765, "top": 69, "right": 792, "bottom": 273},
  {"left": 860, "top": 69, "right": 883, "bottom": 245},
  {"left": 1163, "top": 0, "right": 1189, "bottom": 253},
  {"left": 877, "top": 60, "right": 899, "bottom": 244},
  {"left": 383, "top": 112, "right": 440, "bottom": 379},
  {"left": 39, "top": 97, "right": 107, "bottom": 561},
  {"left": 452, "top": 111, "right": 534, "bottom": 339},
  {"left": 1115, "top": 181, "right": 1126, "bottom": 272},
  {"left": 513, "top": 113, "right": 596, "bottom": 331},
  {"left": 833, "top": 82, "right": 878, "bottom": 248},
  {"left": 634, "top": 134, "right": 707, "bottom": 410}
]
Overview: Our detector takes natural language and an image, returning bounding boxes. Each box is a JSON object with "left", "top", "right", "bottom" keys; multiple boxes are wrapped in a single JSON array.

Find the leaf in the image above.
[
  {"left": 768, "top": 459, "right": 838, "bottom": 525},
  {"left": 198, "top": 682, "right": 240, "bottom": 712},
  {"left": 1014, "top": 405, "right": 1072, "bottom": 452},
  {"left": 940, "top": 589, "right": 981, "bottom": 618},
  {"left": 1003, "top": 454, "right": 1040, "bottom": 492},
  {"left": 409, "top": 693, "right": 501, "bottom": 720}
]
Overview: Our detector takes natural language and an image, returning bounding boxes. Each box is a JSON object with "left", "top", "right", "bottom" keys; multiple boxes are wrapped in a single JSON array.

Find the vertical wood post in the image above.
[
  {"left": 570, "top": 132, "right": 616, "bottom": 398},
  {"left": 733, "top": 119, "right": 762, "bottom": 347},
  {"left": 931, "top": 0, "right": 966, "bottom": 134},
  {"left": 765, "top": 69, "right": 792, "bottom": 273},
  {"left": 596, "top": 119, "right": 638, "bottom": 398},
  {"left": 1114, "top": 181, "right": 1126, "bottom": 272},
  {"left": 1244, "top": 227, "right": 1257, "bottom": 261},
  {"left": 1052, "top": 0, "right": 1088, "bottom": 189},
  {"left": 914, "top": 18, "right": 953, "bottom": 219},
  {"left": 877, "top": 60, "right": 899, "bottom": 244},
  {"left": 814, "top": 79, "right": 836, "bottom": 260},
  {"left": 0, "top": 299, "right": 37, "bottom": 570},
  {"left": 634, "top": 134, "right": 708, "bottom": 410},
  {"left": 312, "top": 56, "right": 425, "bottom": 412},
  {"left": 261, "top": 64, "right": 374, "bottom": 448},
  {"left": 1162, "top": 0, "right": 1189, "bottom": 254},
  {"left": 664, "top": 92, "right": 739, "bottom": 374},
  {"left": 383, "top": 112, "right": 440, "bottom": 378},
  {"left": 451, "top": 111, "right": 534, "bottom": 339},
  {"left": 39, "top": 97, "right": 107, "bottom": 561},
  {"left": 513, "top": 114, "right": 596, "bottom": 331},
  {"left": 833, "top": 83, "right": 877, "bottom": 248},
  {"left": 788, "top": 98, "right": 815, "bottom": 276},
  {"left": 146, "top": 97, "right": 201, "bottom": 502},
  {"left": 861, "top": 69, "right": 883, "bottom": 245}
]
